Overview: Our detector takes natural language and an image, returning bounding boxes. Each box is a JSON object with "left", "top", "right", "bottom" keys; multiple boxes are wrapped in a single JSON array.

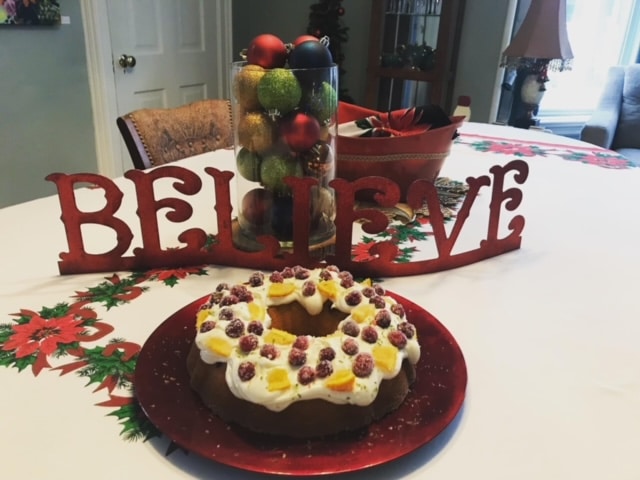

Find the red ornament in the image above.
[
  {"left": 241, "top": 188, "right": 274, "bottom": 226},
  {"left": 293, "top": 35, "right": 319, "bottom": 47},
  {"left": 281, "top": 113, "right": 321, "bottom": 152},
  {"left": 246, "top": 34, "right": 287, "bottom": 69}
]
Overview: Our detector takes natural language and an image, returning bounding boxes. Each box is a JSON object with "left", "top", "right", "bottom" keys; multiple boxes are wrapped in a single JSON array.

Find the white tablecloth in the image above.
[{"left": 1, "top": 122, "right": 639, "bottom": 479}]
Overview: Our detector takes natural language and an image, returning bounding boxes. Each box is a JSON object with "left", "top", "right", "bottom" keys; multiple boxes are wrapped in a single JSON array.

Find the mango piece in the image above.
[
  {"left": 373, "top": 345, "right": 398, "bottom": 373},
  {"left": 268, "top": 282, "right": 296, "bottom": 297},
  {"left": 196, "top": 309, "right": 211, "bottom": 329},
  {"left": 264, "top": 328, "right": 296, "bottom": 345},
  {"left": 351, "top": 303, "right": 376, "bottom": 324},
  {"left": 325, "top": 369, "right": 356, "bottom": 392},
  {"left": 206, "top": 337, "right": 232, "bottom": 357},
  {"left": 248, "top": 302, "right": 265, "bottom": 322},
  {"left": 318, "top": 280, "right": 339, "bottom": 299},
  {"left": 267, "top": 368, "right": 291, "bottom": 391}
]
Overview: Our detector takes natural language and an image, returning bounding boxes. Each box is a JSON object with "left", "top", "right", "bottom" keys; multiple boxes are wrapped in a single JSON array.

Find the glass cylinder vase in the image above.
[{"left": 230, "top": 60, "right": 338, "bottom": 253}]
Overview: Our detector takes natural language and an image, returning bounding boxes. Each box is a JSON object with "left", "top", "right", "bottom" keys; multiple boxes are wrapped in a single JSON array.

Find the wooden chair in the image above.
[{"left": 116, "top": 99, "right": 234, "bottom": 169}]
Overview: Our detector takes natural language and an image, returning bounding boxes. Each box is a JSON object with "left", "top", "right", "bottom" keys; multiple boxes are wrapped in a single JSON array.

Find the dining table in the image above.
[{"left": 1, "top": 121, "right": 639, "bottom": 480}]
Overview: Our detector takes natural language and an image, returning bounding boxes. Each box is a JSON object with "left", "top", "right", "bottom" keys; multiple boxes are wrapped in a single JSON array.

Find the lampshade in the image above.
[{"left": 501, "top": 0, "right": 573, "bottom": 71}]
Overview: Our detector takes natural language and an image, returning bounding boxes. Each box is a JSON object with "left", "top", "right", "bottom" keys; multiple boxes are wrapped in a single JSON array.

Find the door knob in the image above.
[{"left": 118, "top": 54, "right": 136, "bottom": 68}]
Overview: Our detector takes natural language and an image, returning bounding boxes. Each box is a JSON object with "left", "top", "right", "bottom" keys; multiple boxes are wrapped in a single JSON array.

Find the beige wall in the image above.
[
  {"left": 0, "top": 0, "right": 96, "bottom": 208},
  {"left": 0, "top": 0, "right": 514, "bottom": 208}
]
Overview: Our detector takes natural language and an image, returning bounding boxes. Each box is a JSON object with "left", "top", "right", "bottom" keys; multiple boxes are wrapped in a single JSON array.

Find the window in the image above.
[{"left": 539, "top": 0, "right": 640, "bottom": 119}]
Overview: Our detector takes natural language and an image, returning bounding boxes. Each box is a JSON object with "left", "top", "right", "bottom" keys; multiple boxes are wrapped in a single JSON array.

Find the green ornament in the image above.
[
  {"left": 257, "top": 68, "right": 302, "bottom": 115},
  {"left": 305, "top": 82, "right": 338, "bottom": 124},
  {"left": 236, "top": 148, "right": 262, "bottom": 182},
  {"left": 260, "top": 152, "right": 303, "bottom": 195}
]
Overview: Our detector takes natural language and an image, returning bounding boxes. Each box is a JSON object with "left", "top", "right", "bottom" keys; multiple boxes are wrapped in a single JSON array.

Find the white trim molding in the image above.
[{"left": 80, "top": 0, "right": 125, "bottom": 178}]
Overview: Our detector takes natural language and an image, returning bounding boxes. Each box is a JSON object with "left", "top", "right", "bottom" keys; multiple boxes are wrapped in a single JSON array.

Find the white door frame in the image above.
[{"left": 80, "top": 0, "right": 234, "bottom": 178}]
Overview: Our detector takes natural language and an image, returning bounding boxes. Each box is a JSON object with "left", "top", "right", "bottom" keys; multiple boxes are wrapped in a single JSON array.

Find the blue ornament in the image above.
[{"left": 288, "top": 40, "right": 333, "bottom": 69}]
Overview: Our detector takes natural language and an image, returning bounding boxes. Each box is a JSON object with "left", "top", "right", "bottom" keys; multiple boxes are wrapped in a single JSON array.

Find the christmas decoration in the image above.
[
  {"left": 306, "top": 0, "right": 352, "bottom": 102},
  {"left": 246, "top": 34, "right": 288, "bottom": 69},
  {"left": 240, "top": 188, "right": 274, "bottom": 227},
  {"left": 293, "top": 34, "right": 320, "bottom": 46},
  {"left": 259, "top": 152, "right": 304, "bottom": 194},
  {"left": 232, "top": 64, "right": 266, "bottom": 110},
  {"left": 280, "top": 112, "right": 322, "bottom": 152},
  {"left": 235, "top": 148, "right": 262, "bottom": 182},
  {"left": 288, "top": 39, "right": 333, "bottom": 69},
  {"left": 231, "top": 33, "right": 339, "bottom": 251},
  {"left": 237, "top": 111, "right": 276, "bottom": 153},
  {"left": 303, "top": 81, "right": 338, "bottom": 124},
  {"left": 257, "top": 68, "right": 303, "bottom": 115}
]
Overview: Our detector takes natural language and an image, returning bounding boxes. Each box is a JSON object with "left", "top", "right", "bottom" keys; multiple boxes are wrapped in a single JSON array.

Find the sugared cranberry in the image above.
[
  {"left": 388, "top": 330, "right": 408, "bottom": 349},
  {"left": 248, "top": 272, "right": 264, "bottom": 287},
  {"left": 345, "top": 290, "right": 363, "bottom": 306},
  {"left": 361, "top": 326, "right": 378, "bottom": 344},
  {"left": 342, "top": 338, "right": 359, "bottom": 355},
  {"left": 352, "top": 353, "right": 374, "bottom": 377},
  {"left": 230, "top": 285, "right": 253, "bottom": 302},
  {"left": 361, "top": 287, "right": 375, "bottom": 298},
  {"left": 220, "top": 294, "right": 239, "bottom": 306},
  {"left": 319, "top": 269, "right": 333, "bottom": 281},
  {"left": 199, "top": 320, "right": 216, "bottom": 333},
  {"left": 325, "top": 265, "right": 340, "bottom": 273},
  {"left": 301, "top": 280, "right": 317, "bottom": 297},
  {"left": 260, "top": 344, "right": 279, "bottom": 360},
  {"left": 316, "top": 359, "right": 333, "bottom": 378},
  {"left": 391, "top": 303, "right": 405, "bottom": 318},
  {"left": 339, "top": 271, "right": 354, "bottom": 288},
  {"left": 398, "top": 321, "right": 416, "bottom": 339},
  {"left": 225, "top": 318, "right": 244, "bottom": 338},
  {"left": 218, "top": 307, "right": 234, "bottom": 321},
  {"left": 269, "top": 271, "right": 284, "bottom": 283},
  {"left": 369, "top": 295, "right": 386, "bottom": 309},
  {"left": 215, "top": 282, "right": 230, "bottom": 292},
  {"left": 375, "top": 310, "right": 391, "bottom": 328},
  {"left": 374, "top": 284, "right": 386, "bottom": 296},
  {"left": 281, "top": 267, "right": 295, "bottom": 278},
  {"left": 288, "top": 348, "right": 307, "bottom": 366},
  {"left": 293, "top": 336, "right": 310, "bottom": 350},
  {"left": 294, "top": 266, "right": 310, "bottom": 279},
  {"left": 238, "top": 362, "right": 255, "bottom": 381},
  {"left": 210, "top": 291, "right": 224, "bottom": 305},
  {"left": 341, "top": 320, "right": 360, "bottom": 337},
  {"left": 247, "top": 320, "right": 264, "bottom": 336},
  {"left": 319, "top": 346, "right": 335, "bottom": 361},
  {"left": 239, "top": 334, "right": 259, "bottom": 352},
  {"left": 297, "top": 366, "right": 316, "bottom": 385}
]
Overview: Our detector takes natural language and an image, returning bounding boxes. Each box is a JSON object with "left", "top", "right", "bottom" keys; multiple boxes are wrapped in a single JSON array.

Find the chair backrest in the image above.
[
  {"left": 613, "top": 64, "right": 640, "bottom": 150},
  {"left": 116, "top": 99, "right": 234, "bottom": 169}
]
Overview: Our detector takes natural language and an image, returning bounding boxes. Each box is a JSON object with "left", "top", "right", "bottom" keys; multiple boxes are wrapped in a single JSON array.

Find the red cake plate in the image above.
[{"left": 134, "top": 291, "right": 467, "bottom": 476}]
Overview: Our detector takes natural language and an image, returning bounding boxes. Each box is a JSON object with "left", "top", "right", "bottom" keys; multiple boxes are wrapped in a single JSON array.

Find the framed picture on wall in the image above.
[{"left": 0, "top": 0, "right": 61, "bottom": 26}]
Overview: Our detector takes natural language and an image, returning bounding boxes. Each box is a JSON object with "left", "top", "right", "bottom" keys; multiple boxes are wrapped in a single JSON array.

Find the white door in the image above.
[
  {"left": 81, "top": 0, "right": 233, "bottom": 177},
  {"left": 107, "top": 0, "right": 231, "bottom": 113}
]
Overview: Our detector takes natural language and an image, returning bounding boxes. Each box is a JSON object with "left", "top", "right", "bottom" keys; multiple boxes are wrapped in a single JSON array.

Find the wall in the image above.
[
  {"left": 0, "top": 0, "right": 95, "bottom": 208},
  {"left": 0, "top": 0, "right": 513, "bottom": 208},
  {"left": 452, "top": 0, "right": 516, "bottom": 122}
]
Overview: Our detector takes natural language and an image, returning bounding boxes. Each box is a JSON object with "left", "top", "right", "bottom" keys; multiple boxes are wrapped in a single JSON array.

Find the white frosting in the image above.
[{"left": 194, "top": 266, "right": 421, "bottom": 412}]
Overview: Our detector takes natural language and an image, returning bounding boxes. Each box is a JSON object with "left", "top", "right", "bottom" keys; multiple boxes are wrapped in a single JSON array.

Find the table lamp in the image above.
[{"left": 500, "top": 0, "right": 574, "bottom": 129}]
